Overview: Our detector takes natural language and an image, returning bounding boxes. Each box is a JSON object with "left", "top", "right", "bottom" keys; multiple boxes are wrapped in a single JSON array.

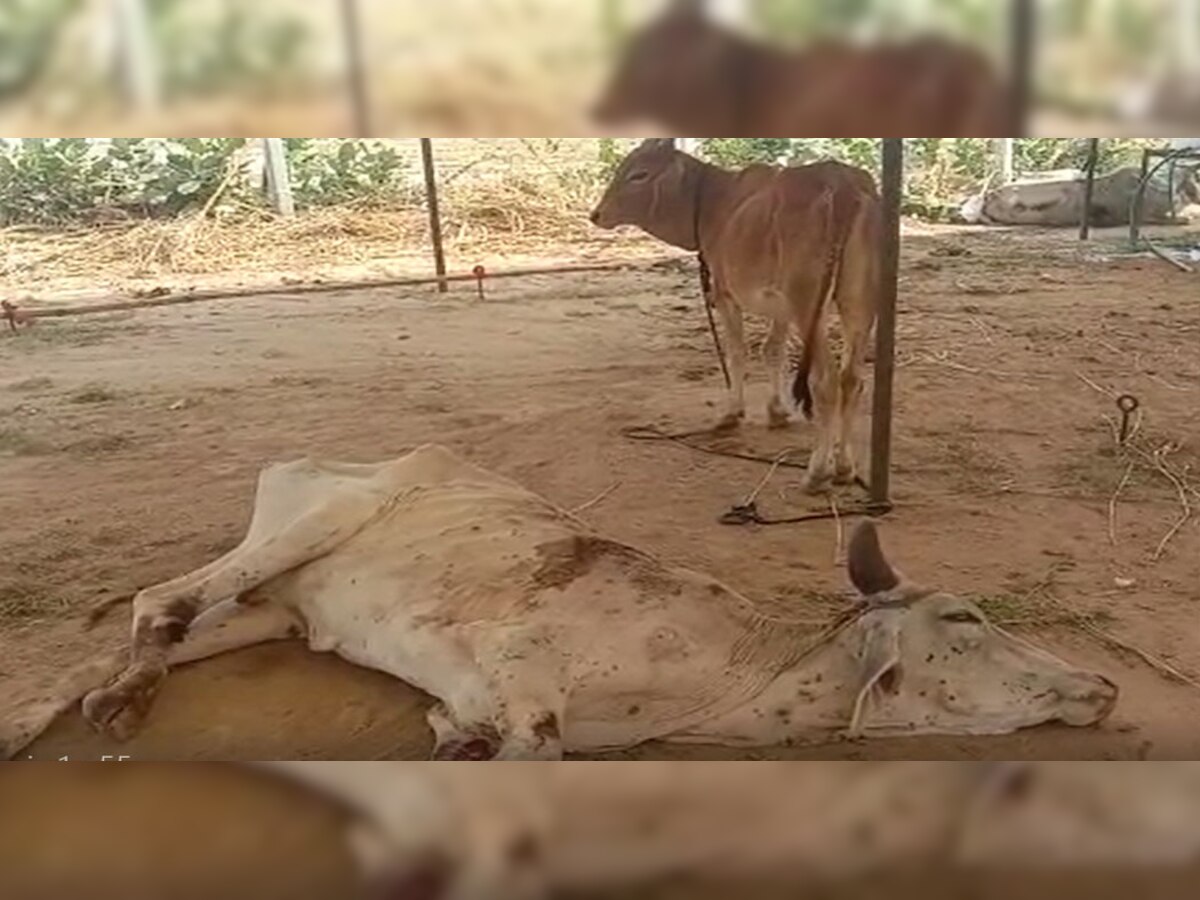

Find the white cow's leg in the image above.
[
  {"left": 82, "top": 599, "right": 301, "bottom": 739},
  {"left": 713, "top": 294, "right": 746, "bottom": 432},
  {"left": 764, "top": 319, "right": 791, "bottom": 429},
  {"left": 119, "top": 490, "right": 393, "bottom": 700},
  {"left": 802, "top": 335, "right": 838, "bottom": 494},
  {"left": 468, "top": 626, "right": 568, "bottom": 761},
  {"left": 426, "top": 703, "right": 502, "bottom": 761}
]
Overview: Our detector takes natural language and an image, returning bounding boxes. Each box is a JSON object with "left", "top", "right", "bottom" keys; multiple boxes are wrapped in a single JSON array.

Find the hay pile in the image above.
[{"left": 0, "top": 182, "right": 658, "bottom": 303}]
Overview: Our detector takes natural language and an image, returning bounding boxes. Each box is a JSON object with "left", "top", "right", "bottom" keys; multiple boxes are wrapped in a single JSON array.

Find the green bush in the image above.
[
  {"left": 285, "top": 140, "right": 416, "bottom": 209},
  {"left": 0, "top": 138, "right": 246, "bottom": 226},
  {"left": 0, "top": 0, "right": 79, "bottom": 100}
]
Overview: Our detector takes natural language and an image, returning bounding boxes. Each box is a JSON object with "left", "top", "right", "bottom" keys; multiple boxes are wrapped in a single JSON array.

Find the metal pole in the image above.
[
  {"left": 112, "top": 0, "right": 161, "bottom": 111},
  {"left": 1079, "top": 138, "right": 1100, "bottom": 241},
  {"left": 1131, "top": 147, "right": 1152, "bottom": 246},
  {"left": 1008, "top": 0, "right": 1034, "bottom": 137},
  {"left": 1178, "top": 0, "right": 1200, "bottom": 76},
  {"left": 998, "top": 138, "right": 1015, "bottom": 184},
  {"left": 262, "top": 138, "right": 295, "bottom": 217},
  {"left": 420, "top": 139, "right": 448, "bottom": 293},
  {"left": 338, "top": 0, "right": 373, "bottom": 137},
  {"left": 869, "top": 139, "right": 903, "bottom": 514}
]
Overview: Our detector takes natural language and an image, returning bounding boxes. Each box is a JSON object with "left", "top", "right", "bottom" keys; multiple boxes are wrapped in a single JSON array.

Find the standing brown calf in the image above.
[
  {"left": 590, "top": 138, "right": 881, "bottom": 493},
  {"left": 593, "top": 0, "right": 1013, "bottom": 137}
]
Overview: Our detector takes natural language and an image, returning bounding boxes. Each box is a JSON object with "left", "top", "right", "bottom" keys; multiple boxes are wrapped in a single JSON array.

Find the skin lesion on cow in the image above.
[{"left": 529, "top": 535, "right": 649, "bottom": 591}]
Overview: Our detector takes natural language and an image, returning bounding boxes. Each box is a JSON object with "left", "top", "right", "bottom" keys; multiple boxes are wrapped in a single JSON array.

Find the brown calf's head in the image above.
[
  {"left": 593, "top": 0, "right": 737, "bottom": 133},
  {"left": 838, "top": 522, "right": 1118, "bottom": 737},
  {"left": 590, "top": 139, "right": 701, "bottom": 251}
]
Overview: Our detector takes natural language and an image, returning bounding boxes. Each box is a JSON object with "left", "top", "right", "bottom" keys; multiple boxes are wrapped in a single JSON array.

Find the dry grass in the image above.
[
  {"left": 0, "top": 173, "right": 652, "bottom": 303},
  {"left": 69, "top": 384, "right": 118, "bottom": 405},
  {"left": 0, "top": 427, "right": 48, "bottom": 457},
  {"left": 0, "top": 581, "right": 68, "bottom": 621}
]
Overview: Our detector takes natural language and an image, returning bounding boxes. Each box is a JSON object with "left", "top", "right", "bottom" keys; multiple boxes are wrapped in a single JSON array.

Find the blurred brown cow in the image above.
[{"left": 594, "top": 0, "right": 1013, "bottom": 137}]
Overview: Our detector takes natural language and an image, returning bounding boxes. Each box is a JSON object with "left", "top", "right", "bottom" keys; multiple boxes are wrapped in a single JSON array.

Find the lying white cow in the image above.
[{"left": 4, "top": 445, "right": 1116, "bottom": 760}]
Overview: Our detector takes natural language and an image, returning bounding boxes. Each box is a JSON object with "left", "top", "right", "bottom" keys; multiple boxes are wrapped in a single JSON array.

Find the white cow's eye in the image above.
[{"left": 941, "top": 610, "right": 983, "bottom": 625}]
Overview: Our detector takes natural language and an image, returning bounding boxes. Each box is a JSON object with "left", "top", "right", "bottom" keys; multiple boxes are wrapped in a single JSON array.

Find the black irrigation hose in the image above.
[{"left": 619, "top": 424, "right": 883, "bottom": 526}]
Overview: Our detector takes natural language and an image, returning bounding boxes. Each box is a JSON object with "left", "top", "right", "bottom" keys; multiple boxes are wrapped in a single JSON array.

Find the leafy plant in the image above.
[
  {"left": 0, "top": 138, "right": 246, "bottom": 226},
  {"left": 147, "top": 0, "right": 311, "bottom": 98},
  {"left": 0, "top": 0, "right": 80, "bottom": 100},
  {"left": 285, "top": 140, "right": 416, "bottom": 209}
]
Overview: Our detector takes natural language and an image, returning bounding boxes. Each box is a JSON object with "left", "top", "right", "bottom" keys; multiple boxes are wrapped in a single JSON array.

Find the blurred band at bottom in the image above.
[{"left": 5, "top": 762, "right": 1200, "bottom": 900}]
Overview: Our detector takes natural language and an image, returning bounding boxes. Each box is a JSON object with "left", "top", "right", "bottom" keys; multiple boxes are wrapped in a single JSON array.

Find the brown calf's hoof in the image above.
[
  {"left": 767, "top": 410, "right": 792, "bottom": 431},
  {"left": 801, "top": 474, "right": 833, "bottom": 496},
  {"left": 713, "top": 412, "right": 744, "bottom": 433}
]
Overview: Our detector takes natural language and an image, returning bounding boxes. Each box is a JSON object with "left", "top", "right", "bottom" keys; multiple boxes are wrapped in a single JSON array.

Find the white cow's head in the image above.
[{"left": 830, "top": 522, "right": 1118, "bottom": 737}]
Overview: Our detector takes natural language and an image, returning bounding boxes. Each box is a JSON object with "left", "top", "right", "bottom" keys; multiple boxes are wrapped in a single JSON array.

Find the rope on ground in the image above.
[{"left": 619, "top": 424, "right": 879, "bottom": 527}]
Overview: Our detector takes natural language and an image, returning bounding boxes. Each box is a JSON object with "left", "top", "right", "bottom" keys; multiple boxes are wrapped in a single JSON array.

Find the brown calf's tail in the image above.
[{"left": 792, "top": 192, "right": 844, "bottom": 420}]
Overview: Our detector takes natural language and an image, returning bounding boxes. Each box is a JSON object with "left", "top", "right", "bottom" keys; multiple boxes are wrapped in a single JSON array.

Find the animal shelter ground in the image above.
[{"left": 2, "top": 226, "right": 1199, "bottom": 760}]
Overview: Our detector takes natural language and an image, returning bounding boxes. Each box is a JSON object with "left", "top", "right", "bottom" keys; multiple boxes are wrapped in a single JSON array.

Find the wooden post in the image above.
[
  {"left": 262, "top": 138, "right": 295, "bottom": 217},
  {"left": 338, "top": 0, "right": 373, "bottom": 137},
  {"left": 420, "top": 139, "right": 448, "bottom": 293},
  {"left": 869, "top": 139, "right": 903, "bottom": 514},
  {"left": 1008, "top": 0, "right": 1034, "bottom": 136},
  {"left": 1079, "top": 138, "right": 1100, "bottom": 241},
  {"left": 112, "top": 0, "right": 161, "bottom": 110}
]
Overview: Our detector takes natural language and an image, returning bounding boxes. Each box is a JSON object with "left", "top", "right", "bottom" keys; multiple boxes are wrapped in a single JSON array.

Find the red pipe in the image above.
[{"left": 22, "top": 256, "right": 689, "bottom": 321}]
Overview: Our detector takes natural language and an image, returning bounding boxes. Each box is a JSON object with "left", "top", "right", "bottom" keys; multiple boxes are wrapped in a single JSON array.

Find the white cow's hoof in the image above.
[{"left": 81, "top": 662, "right": 166, "bottom": 740}]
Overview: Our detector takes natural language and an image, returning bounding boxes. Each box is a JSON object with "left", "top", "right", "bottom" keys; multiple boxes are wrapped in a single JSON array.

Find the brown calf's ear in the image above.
[
  {"left": 638, "top": 137, "right": 677, "bottom": 153},
  {"left": 847, "top": 520, "right": 901, "bottom": 597},
  {"left": 667, "top": 0, "right": 706, "bottom": 18}
]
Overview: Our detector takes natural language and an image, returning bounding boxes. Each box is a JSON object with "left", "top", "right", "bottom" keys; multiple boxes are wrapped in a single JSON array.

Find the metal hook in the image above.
[{"left": 1116, "top": 394, "right": 1139, "bottom": 445}]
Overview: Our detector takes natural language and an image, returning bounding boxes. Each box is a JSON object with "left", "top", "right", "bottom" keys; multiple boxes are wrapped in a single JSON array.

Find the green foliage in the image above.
[
  {"left": 748, "top": 0, "right": 1002, "bottom": 43},
  {"left": 0, "top": 138, "right": 246, "bottom": 226},
  {"left": 597, "top": 138, "right": 623, "bottom": 178},
  {"left": 0, "top": 138, "right": 1170, "bottom": 229},
  {"left": 0, "top": 0, "right": 79, "bottom": 100},
  {"left": 688, "top": 137, "right": 1162, "bottom": 222},
  {"left": 700, "top": 139, "right": 793, "bottom": 168},
  {"left": 285, "top": 140, "right": 416, "bottom": 209},
  {"left": 148, "top": 0, "right": 311, "bottom": 98}
]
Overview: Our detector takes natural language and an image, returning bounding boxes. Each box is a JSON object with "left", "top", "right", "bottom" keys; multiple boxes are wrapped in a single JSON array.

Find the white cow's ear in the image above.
[
  {"left": 848, "top": 617, "right": 902, "bottom": 737},
  {"left": 847, "top": 520, "right": 901, "bottom": 597}
]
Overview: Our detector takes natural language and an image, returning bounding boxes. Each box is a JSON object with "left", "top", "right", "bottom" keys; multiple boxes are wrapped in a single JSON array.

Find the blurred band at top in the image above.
[
  {"left": 0, "top": 0, "right": 1196, "bottom": 137},
  {"left": 594, "top": 0, "right": 1019, "bottom": 137}
]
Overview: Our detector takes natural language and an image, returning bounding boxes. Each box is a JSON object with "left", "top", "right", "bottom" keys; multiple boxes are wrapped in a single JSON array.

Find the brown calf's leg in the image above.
[
  {"left": 764, "top": 319, "right": 792, "bottom": 429},
  {"left": 802, "top": 336, "right": 838, "bottom": 494},
  {"left": 713, "top": 294, "right": 746, "bottom": 431}
]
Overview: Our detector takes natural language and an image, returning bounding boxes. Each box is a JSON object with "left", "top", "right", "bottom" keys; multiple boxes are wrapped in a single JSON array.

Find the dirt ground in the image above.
[{"left": 2, "top": 224, "right": 1199, "bottom": 761}]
